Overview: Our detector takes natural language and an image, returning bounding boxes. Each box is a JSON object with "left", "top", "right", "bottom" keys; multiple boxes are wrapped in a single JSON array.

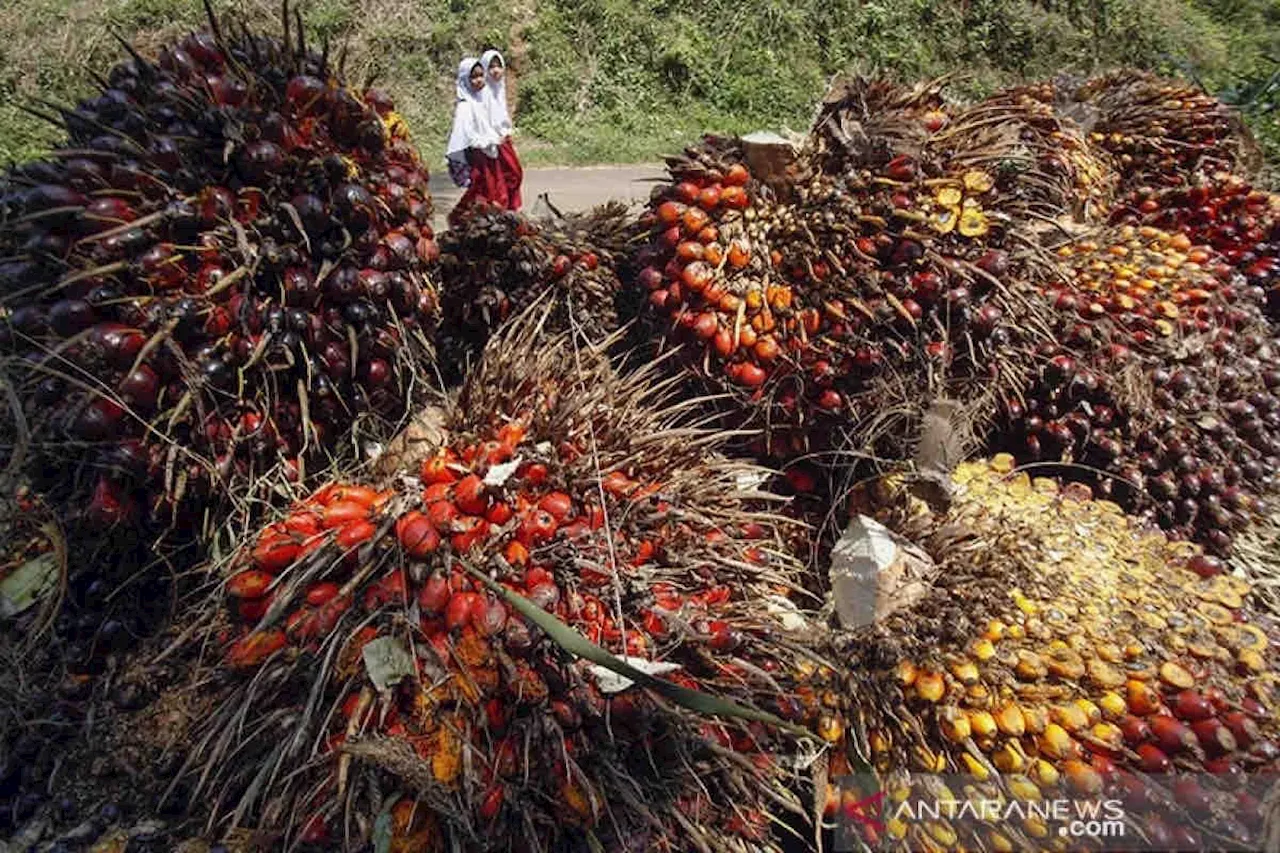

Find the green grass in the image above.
[{"left": 0, "top": 0, "right": 1276, "bottom": 169}]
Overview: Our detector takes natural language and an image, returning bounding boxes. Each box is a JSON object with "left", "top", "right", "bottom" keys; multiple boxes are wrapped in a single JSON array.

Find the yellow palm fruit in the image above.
[
  {"left": 968, "top": 710, "right": 998, "bottom": 740},
  {"left": 939, "top": 707, "right": 971, "bottom": 743},
  {"left": 915, "top": 670, "right": 946, "bottom": 702},
  {"left": 960, "top": 752, "right": 990, "bottom": 781},
  {"left": 1030, "top": 759, "right": 1060, "bottom": 788},
  {"left": 994, "top": 703, "right": 1026, "bottom": 737},
  {"left": 1097, "top": 691, "right": 1126, "bottom": 719},
  {"left": 990, "top": 741, "right": 1026, "bottom": 773}
]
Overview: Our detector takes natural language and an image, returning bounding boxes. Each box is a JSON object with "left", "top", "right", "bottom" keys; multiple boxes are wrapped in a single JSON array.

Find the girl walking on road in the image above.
[
  {"left": 479, "top": 49, "right": 524, "bottom": 211},
  {"left": 445, "top": 56, "right": 504, "bottom": 226}
]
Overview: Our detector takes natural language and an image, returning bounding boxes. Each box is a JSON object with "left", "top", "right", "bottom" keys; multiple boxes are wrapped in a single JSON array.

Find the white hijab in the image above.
[
  {"left": 446, "top": 56, "right": 499, "bottom": 162},
  {"left": 479, "top": 49, "right": 513, "bottom": 138}
]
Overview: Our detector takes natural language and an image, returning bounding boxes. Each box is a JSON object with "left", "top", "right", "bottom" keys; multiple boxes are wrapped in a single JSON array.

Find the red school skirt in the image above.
[
  {"left": 497, "top": 137, "right": 524, "bottom": 211},
  {"left": 449, "top": 148, "right": 508, "bottom": 226}
]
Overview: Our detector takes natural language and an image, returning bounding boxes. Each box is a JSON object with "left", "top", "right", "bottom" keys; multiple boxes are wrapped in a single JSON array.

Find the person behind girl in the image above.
[
  {"left": 445, "top": 56, "right": 504, "bottom": 226},
  {"left": 479, "top": 49, "right": 524, "bottom": 211}
]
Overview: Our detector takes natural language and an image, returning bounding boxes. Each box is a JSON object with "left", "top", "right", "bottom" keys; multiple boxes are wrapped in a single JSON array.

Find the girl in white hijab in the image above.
[
  {"left": 445, "top": 56, "right": 505, "bottom": 225},
  {"left": 478, "top": 49, "right": 524, "bottom": 210}
]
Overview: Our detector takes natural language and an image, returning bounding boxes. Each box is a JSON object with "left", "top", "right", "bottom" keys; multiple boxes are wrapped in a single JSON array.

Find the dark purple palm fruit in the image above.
[{"left": 0, "top": 3, "right": 440, "bottom": 557}]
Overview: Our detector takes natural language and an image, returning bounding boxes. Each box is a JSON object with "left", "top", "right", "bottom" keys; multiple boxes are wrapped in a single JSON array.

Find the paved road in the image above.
[{"left": 427, "top": 164, "right": 666, "bottom": 232}]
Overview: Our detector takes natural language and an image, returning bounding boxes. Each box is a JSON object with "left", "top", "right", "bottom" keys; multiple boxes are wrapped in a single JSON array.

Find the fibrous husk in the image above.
[
  {"left": 179, "top": 308, "right": 845, "bottom": 852},
  {"left": 830, "top": 457, "right": 1280, "bottom": 852}
]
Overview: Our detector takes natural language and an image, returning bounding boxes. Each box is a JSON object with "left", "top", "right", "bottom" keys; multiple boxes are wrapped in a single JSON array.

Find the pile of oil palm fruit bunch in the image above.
[
  {"left": 0, "top": 2, "right": 440, "bottom": 551},
  {"left": 436, "top": 202, "right": 632, "bottom": 383},
  {"left": 622, "top": 75, "right": 1142, "bottom": 493},
  {"left": 3, "top": 3, "right": 1280, "bottom": 850}
]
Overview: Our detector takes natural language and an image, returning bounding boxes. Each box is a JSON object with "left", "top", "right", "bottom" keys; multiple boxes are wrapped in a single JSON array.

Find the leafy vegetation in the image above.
[{"left": 0, "top": 0, "right": 1276, "bottom": 168}]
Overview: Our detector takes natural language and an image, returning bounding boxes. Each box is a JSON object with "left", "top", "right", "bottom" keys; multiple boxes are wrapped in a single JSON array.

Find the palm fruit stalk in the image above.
[
  {"left": 1110, "top": 173, "right": 1280, "bottom": 319},
  {"left": 0, "top": 4, "right": 440, "bottom": 551},
  {"left": 994, "top": 224, "right": 1280, "bottom": 555},
  {"left": 1057, "top": 70, "right": 1263, "bottom": 189},
  {"left": 183, "top": 311, "right": 844, "bottom": 852},
  {"left": 626, "top": 113, "right": 1057, "bottom": 496},
  {"left": 830, "top": 456, "right": 1279, "bottom": 852},
  {"left": 437, "top": 203, "right": 631, "bottom": 383}
]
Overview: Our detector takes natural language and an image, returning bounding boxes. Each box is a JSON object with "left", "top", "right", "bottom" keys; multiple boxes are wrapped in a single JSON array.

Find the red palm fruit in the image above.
[
  {"left": 697, "top": 186, "right": 721, "bottom": 210},
  {"left": 427, "top": 500, "right": 458, "bottom": 530},
  {"left": 720, "top": 186, "right": 749, "bottom": 209},
  {"left": 421, "top": 453, "right": 458, "bottom": 485},
  {"left": 337, "top": 519, "right": 377, "bottom": 550},
  {"left": 681, "top": 206, "right": 710, "bottom": 234},
  {"left": 656, "top": 201, "right": 685, "bottom": 226},
  {"left": 1150, "top": 715, "right": 1197, "bottom": 753},
  {"left": 1172, "top": 690, "right": 1213, "bottom": 721},
  {"left": 674, "top": 182, "right": 700, "bottom": 204},
  {"left": 692, "top": 313, "right": 718, "bottom": 340},
  {"left": 538, "top": 492, "right": 573, "bottom": 522},
  {"left": 724, "top": 163, "right": 750, "bottom": 187},
  {"left": 227, "top": 629, "right": 287, "bottom": 667},
  {"left": 712, "top": 328, "right": 734, "bottom": 358},
  {"left": 454, "top": 474, "right": 488, "bottom": 515},
  {"left": 735, "top": 363, "right": 767, "bottom": 387},
  {"left": 418, "top": 572, "right": 450, "bottom": 614},
  {"left": 305, "top": 582, "right": 341, "bottom": 607},
  {"left": 681, "top": 261, "right": 713, "bottom": 291},
  {"left": 519, "top": 510, "right": 558, "bottom": 545},
  {"left": 227, "top": 570, "right": 273, "bottom": 599},
  {"left": 445, "top": 592, "right": 479, "bottom": 630},
  {"left": 485, "top": 501, "right": 513, "bottom": 525},
  {"left": 450, "top": 516, "right": 489, "bottom": 551},
  {"left": 676, "top": 241, "right": 704, "bottom": 262},
  {"left": 252, "top": 535, "right": 301, "bottom": 573},
  {"left": 322, "top": 501, "right": 370, "bottom": 529},
  {"left": 1137, "top": 743, "right": 1171, "bottom": 773}
]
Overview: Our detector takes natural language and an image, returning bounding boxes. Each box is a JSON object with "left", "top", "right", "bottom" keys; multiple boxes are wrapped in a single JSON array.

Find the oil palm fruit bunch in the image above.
[
  {"left": 807, "top": 77, "right": 953, "bottom": 179},
  {"left": 0, "top": 4, "right": 440, "bottom": 547},
  {"left": 187, "top": 313, "right": 844, "bottom": 852},
  {"left": 437, "top": 203, "right": 630, "bottom": 383},
  {"left": 922, "top": 85, "right": 1119, "bottom": 227},
  {"left": 995, "top": 224, "right": 1280, "bottom": 555},
  {"left": 628, "top": 122, "right": 1055, "bottom": 478},
  {"left": 831, "top": 457, "right": 1279, "bottom": 852},
  {"left": 1111, "top": 174, "right": 1280, "bottom": 319},
  {"left": 1063, "top": 70, "right": 1261, "bottom": 189}
]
